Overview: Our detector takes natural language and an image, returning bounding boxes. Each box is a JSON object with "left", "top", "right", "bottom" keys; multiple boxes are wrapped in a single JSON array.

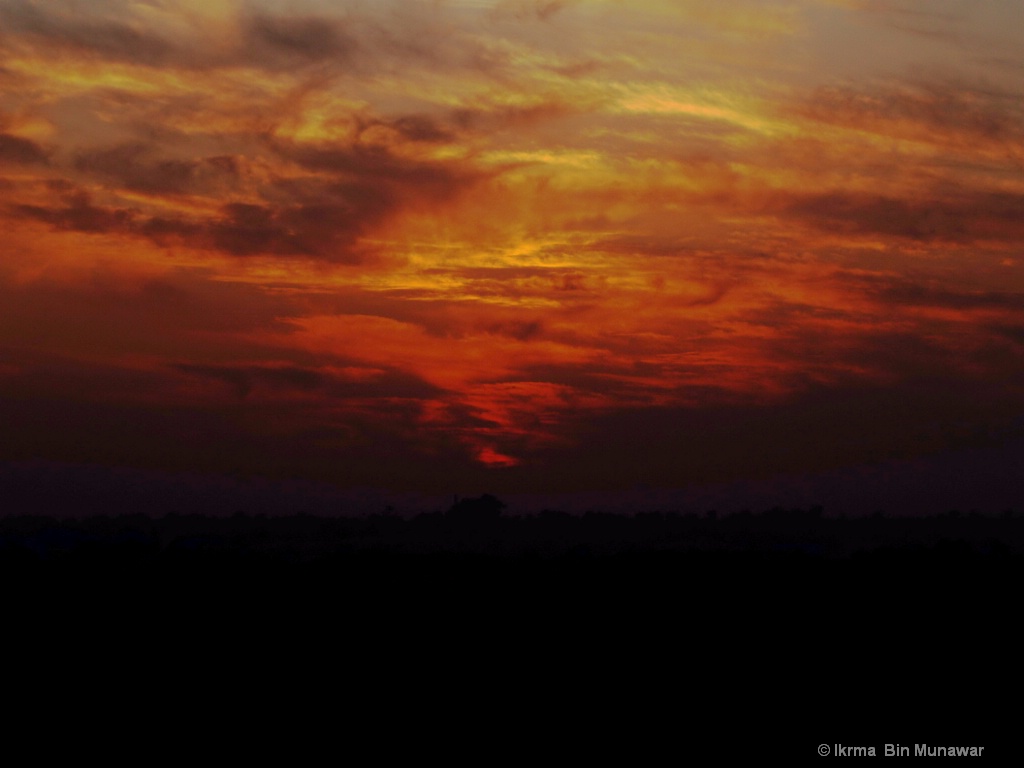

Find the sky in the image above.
[{"left": 1, "top": 0, "right": 1022, "bottom": 514}]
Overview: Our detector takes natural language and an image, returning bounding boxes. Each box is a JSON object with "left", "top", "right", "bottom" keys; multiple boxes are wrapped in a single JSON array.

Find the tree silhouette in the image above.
[{"left": 447, "top": 494, "right": 506, "bottom": 523}]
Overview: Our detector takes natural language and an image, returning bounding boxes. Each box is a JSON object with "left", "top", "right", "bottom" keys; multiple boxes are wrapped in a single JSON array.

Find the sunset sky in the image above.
[{"left": 1, "top": 0, "right": 1022, "bottom": 513}]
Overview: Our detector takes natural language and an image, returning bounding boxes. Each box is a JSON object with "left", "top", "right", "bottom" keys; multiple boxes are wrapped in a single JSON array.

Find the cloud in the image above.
[
  {"left": 0, "top": 1, "right": 178, "bottom": 67},
  {"left": 0, "top": 132, "right": 48, "bottom": 165},
  {"left": 860, "top": 276, "right": 1024, "bottom": 313},
  {"left": 0, "top": 1, "right": 506, "bottom": 79},
  {"left": 0, "top": 3, "right": 353, "bottom": 72},
  {"left": 145, "top": 201, "right": 385, "bottom": 261},
  {"left": 11, "top": 127, "right": 485, "bottom": 261},
  {"left": 12, "top": 191, "right": 135, "bottom": 233},
  {"left": 174, "top": 363, "right": 443, "bottom": 401},
  {"left": 11, "top": 195, "right": 378, "bottom": 261},
  {"left": 274, "top": 137, "right": 480, "bottom": 196},
  {"left": 0, "top": 266, "right": 308, "bottom": 367},
  {"left": 241, "top": 13, "right": 357, "bottom": 68},
  {"left": 771, "top": 190, "right": 1024, "bottom": 244},
  {"left": 365, "top": 115, "right": 455, "bottom": 144},
  {"left": 1, "top": 0, "right": 1023, "bottom": 496},
  {"left": 488, "top": 1, "right": 574, "bottom": 23},
  {"left": 795, "top": 79, "right": 1024, "bottom": 151},
  {"left": 853, "top": 1, "right": 963, "bottom": 40},
  {"left": 72, "top": 144, "right": 237, "bottom": 196}
]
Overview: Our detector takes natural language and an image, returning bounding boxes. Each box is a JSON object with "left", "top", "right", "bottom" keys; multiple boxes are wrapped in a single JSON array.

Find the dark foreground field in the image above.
[{"left": 4, "top": 504, "right": 1016, "bottom": 761}]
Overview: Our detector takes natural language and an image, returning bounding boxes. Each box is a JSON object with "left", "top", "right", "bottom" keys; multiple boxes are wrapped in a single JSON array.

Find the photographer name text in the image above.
[{"left": 819, "top": 744, "right": 986, "bottom": 758}]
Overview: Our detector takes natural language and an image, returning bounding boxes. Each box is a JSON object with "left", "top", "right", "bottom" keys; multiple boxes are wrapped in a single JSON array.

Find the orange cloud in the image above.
[{"left": 1, "top": 0, "right": 1022, "bottom": 493}]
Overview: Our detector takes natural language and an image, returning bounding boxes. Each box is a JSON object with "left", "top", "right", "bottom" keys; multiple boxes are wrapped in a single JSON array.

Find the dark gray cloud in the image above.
[
  {"left": 242, "top": 13, "right": 357, "bottom": 68},
  {"left": 0, "top": 133, "right": 49, "bottom": 165},
  {"left": 798, "top": 80, "right": 1024, "bottom": 146},
  {"left": 0, "top": 346, "right": 461, "bottom": 486},
  {"left": 0, "top": 269, "right": 303, "bottom": 362},
  {"left": 775, "top": 190, "right": 1024, "bottom": 244},
  {"left": 12, "top": 191, "right": 135, "bottom": 233},
  {"left": 360, "top": 114, "right": 455, "bottom": 144},
  {"left": 72, "top": 144, "right": 238, "bottom": 195},
  {"left": 0, "top": 2, "right": 177, "bottom": 67},
  {"left": 12, "top": 124, "right": 484, "bottom": 260},
  {"left": 0, "top": 3, "right": 352, "bottom": 72},
  {"left": 174, "top": 363, "right": 443, "bottom": 401},
  {"left": 989, "top": 323, "right": 1024, "bottom": 348},
  {"left": 73, "top": 145, "right": 196, "bottom": 195},
  {"left": 451, "top": 100, "right": 577, "bottom": 134},
  {"left": 860, "top": 3, "right": 963, "bottom": 43},
  {"left": 509, "top": 369, "right": 1024, "bottom": 496},
  {"left": 482, "top": 320, "right": 545, "bottom": 342},
  {"left": 858, "top": 275, "right": 1024, "bottom": 313},
  {"left": 141, "top": 194, "right": 395, "bottom": 261},
  {"left": 11, "top": 194, "right": 382, "bottom": 262},
  {"left": 275, "top": 138, "right": 480, "bottom": 197},
  {"left": 0, "top": 2, "right": 492, "bottom": 76}
]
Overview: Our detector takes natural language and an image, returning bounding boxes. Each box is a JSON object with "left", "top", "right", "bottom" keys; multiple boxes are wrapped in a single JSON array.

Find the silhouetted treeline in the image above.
[{"left": 2, "top": 501, "right": 1022, "bottom": 563}]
